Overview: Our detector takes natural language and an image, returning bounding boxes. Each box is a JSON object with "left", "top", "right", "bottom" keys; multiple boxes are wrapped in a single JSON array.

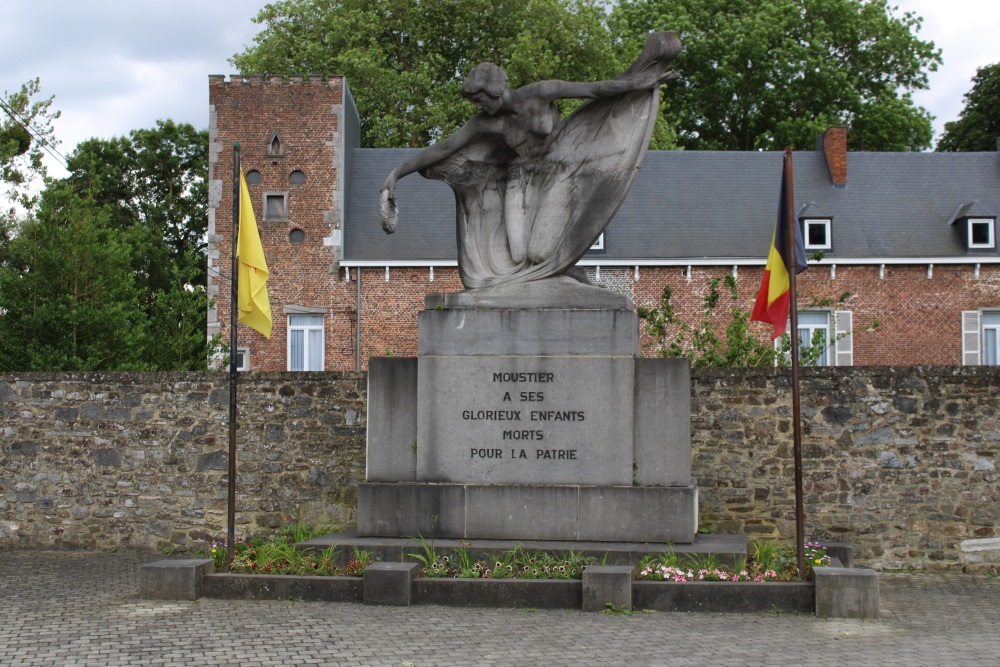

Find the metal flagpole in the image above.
[
  {"left": 227, "top": 143, "right": 241, "bottom": 563},
  {"left": 783, "top": 146, "right": 806, "bottom": 580}
]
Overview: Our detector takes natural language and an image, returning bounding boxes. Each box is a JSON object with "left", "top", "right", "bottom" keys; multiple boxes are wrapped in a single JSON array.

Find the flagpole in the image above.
[
  {"left": 784, "top": 146, "right": 806, "bottom": 580},
  {"left": 227, "top": 143, "right": 241, "bottom": 564}
]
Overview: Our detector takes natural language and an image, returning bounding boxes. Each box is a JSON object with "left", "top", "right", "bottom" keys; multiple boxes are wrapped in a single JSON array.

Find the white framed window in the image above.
[
  {"left": 777, "top": 310, "right": 853, "bottom": 366},
  {"left": 590, "top": 233, "right": 605, "bottom": 251},
  {"left": 288, "top": 314, "right": 324, "bottom": 371},
  {"left": 965, "top": 310, "right": 1000, "bottom": 365},
  {"left": 802, "top": 218, "right": 832, "bottom": 251},
  {"left": 798, "top": 311, "right": 831, "bottom": 366},
  {"left": 264, "top": 192, "right": 287, "bottom": 220},
  {"left": 235, "top": 347, "right": 250, "bottom": 372},
  {"left": 967, "top": 218, "right": 995, "bottom": 250}
]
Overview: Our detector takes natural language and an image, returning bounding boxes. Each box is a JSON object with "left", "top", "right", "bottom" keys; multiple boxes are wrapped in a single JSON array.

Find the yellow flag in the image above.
[{"left": 237, "top": 170, "right": 272, "bottom": 338}]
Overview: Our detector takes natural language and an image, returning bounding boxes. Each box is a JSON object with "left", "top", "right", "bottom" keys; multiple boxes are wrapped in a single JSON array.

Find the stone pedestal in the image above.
[{"left": 361, "top": 300, "right": 697, "bottom": 543}]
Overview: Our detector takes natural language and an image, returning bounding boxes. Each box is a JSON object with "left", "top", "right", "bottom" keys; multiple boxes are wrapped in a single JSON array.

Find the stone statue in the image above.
[{"left": 380, "top": 31, "right": 681, "bottom": 295}]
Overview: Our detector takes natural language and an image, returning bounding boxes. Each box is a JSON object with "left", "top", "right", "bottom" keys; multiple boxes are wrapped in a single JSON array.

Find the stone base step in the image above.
[
  {"left": 297, "top": 529, "right": 746, "bottom": 568},
  {"left": 357, "top": 482, "right": 698, "bottom": 543}
]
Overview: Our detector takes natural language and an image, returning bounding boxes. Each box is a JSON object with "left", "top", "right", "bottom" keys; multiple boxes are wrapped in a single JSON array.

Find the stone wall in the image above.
[
  {"left": 0, "top": 372, "right": 366, "bottom": 551},
  {"left": 2, "top": 368, "right": 997, "bottom": 571}
]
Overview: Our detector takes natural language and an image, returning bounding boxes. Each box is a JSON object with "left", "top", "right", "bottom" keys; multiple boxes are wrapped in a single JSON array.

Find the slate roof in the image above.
[{"left": 343, "top": 147, "right": 1000, "bottom": 263}]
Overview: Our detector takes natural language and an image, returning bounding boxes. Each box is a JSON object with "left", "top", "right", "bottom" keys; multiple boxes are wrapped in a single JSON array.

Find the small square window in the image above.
[
  {"left": 802, "top": 219, "right": 831, "bottom": 250},
  {"left": 235, "top": 347, "right": 249, "bottom": 372},
  {"left": 264, "top": 193, "right": 287, "bottom": 220},
  {"left": 968, "top": 218, "right": 995, "bottom": 249},
  {"left": 590, "top": 233, "right": 605, "bottom": 251}
]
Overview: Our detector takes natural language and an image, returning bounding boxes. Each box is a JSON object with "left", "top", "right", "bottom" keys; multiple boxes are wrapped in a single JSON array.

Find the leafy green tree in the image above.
[
  {"left": 0, "top": 183, "right": 149, "bottom": 371},
  {"left": 66, "top": 120, "right": 208, "bottom": 287},
  {"left": 936, "top": 63, "right": 1000, "bottom": 152},
  {"left": 610, "top": 0, "right": 940, "bottom": 151},
  {"left": 1, "top": 78, "right": 60, "bottom": 210},
  {"left": 230, "top": 0, "right": 623, "bottom": 148},
  {"left": 0, "top": 121, "right": 212, "bottom": 371}
]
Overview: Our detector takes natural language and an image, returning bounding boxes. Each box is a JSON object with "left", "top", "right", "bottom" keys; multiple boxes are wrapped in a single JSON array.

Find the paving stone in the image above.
[{"left": 1, "top": 553, "right": 999, "bottom": 665}]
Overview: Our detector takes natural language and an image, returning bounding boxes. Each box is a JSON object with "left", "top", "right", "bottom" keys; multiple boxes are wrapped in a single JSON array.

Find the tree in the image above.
[
  {"left": 0, "top": 183, "right": 149, "bottom": 371},
  {"left": 230, "top": 0, "right": 623, "bottom": 148},
  {"left": 638, "top": 274, "right": 780, "bottom": 367},
  {"left": 0, "top": 78, "right": 60, "bottom": 210},
  {"left": 0, "top": 121, "right": 212, "bottom": 371},
  {"left": 609, "top": 0, "right": 941, "bottom": 151},
  {"left": 936, "top": 63, "right": 1000, "bottom": 152}
]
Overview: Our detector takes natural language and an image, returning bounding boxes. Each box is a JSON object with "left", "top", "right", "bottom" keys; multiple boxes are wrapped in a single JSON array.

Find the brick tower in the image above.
[{"left": 207, "top": 75, "right": 361, "bottom": 371}]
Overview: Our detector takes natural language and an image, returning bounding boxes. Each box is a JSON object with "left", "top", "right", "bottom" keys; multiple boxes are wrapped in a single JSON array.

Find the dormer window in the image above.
[
  {"left": 267, "top": 130, "right": 284, "bottom": 157},
  {"left": 802, "top": 218, "right": 832, "bottom": 251},
  {"left": 968, "top": 218, "right": 995, "bottom": 250}
]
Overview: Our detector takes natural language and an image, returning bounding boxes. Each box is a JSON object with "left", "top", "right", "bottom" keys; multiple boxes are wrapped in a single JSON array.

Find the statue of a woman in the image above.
[{"left": 380, "top": 31, "right": 681, "bottom": 292}]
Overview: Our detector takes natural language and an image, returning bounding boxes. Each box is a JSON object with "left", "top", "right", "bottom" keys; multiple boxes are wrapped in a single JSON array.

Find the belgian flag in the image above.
[{"left": 751, "top": 153, "right": 807, "bottom": 339}]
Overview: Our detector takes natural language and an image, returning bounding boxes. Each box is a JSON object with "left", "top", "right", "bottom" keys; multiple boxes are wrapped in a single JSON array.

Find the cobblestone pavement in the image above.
[{"left": 1, "top": 551, "right": 999, "bottom": 667}]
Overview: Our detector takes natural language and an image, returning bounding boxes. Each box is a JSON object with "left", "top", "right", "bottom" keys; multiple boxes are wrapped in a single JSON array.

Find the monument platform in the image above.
[{"left": 363, "top": 299, "right": 698, "bottom": 544}]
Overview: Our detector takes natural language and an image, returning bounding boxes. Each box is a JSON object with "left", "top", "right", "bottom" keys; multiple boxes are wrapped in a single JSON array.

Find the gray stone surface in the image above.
[
  {"left": 582, "top": 565, "right": 634, "bottom": 612},
  {"left": 417, "top": 308, "right": 640, "bottom": 357},
  {"left": 424, "top": 277, "right": 632, "bottom": 310},
  {"left": 357, "top": 483, "right": 466, "bottom": 538},
  {"left": 634, "top": 357, "right": 692, "bottom": 486},
  {"left": 417, "top": 355, "right": 636, "bottom": 485},
  {"left": 814, "top": 567, "right": 880, "bottom": 619},
  {"left": 364, "top": 562, "right": 421, "bottom": 606},
  {"left": 357, "top": 483, "right": 698, "bottom": 542},
  {"left": 139, "top": 558, "right": 214, "bottom": 601},
  {"left": 366, "top": 357, "right": 418, "bottom": 481},
  {"left": 6, "top": 552, "right": 1000, "bottom": 666},
  {"left": 577, "top": 485, "right": 698, "bottom": 543},
  {"left": 463, "top": 485, "right": 582, "bottom": 541},
  {"left": 301, "top": 530, "right": 747, "bottom": 568}
]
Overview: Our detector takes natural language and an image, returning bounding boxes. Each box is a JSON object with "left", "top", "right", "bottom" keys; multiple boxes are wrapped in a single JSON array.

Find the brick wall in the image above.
[
  {"left": 349, "top": 263, "right": 1000, "bottom": 369},
  {"left": 2, "top": 369, "right": 997, "bottom": 571}
]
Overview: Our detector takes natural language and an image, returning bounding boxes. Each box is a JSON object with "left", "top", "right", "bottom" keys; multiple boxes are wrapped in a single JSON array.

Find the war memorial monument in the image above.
[{"left": 360, "top": 31, "right": 699, "bottom": 544}]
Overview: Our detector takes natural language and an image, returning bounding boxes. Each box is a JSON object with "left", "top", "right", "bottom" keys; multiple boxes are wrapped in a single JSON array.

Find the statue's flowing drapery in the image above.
[{"left": 421, "top": 32, "right": 681, "bottom": 290}]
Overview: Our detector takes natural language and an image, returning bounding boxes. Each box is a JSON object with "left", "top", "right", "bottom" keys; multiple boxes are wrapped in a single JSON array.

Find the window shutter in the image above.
[
  {"left": 962, "top": 310, "right": 981, "bottom": 365},
  {"left": 834, "top": 311, "right": 853, "bottom": 367}
]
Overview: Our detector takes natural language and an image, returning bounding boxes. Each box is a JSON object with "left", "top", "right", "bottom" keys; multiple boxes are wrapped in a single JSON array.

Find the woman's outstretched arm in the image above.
[
  {"left": 381, "top": 116, "right": 491, "bottom": 195},
  {"left": 524, "top": 70, "right": 679, "bottom": 104}
]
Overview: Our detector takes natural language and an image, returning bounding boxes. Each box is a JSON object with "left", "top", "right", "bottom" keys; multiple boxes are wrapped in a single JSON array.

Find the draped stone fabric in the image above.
[{"left": 421, "top": 32, "right": 682, "bottom": 290}]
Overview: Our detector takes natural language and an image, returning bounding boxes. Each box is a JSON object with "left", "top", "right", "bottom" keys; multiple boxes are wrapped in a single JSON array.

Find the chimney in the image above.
[{"left": 816, "top": 126, "right": 848, "bottom": 186}]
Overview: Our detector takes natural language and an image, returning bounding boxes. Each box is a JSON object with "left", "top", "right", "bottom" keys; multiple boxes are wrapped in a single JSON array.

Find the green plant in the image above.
[
  {"left": 602, "top": 602, "right": 633, "bottom": 615},
  {"left": 344, "top": 547, "right": 376, "bottom": 576},
  {"left": 751, "top": 540, "right": 781, "bottom": 571},
  {"left": 638, "top": 275, "right": 779, "bottom": 368},
  {"left": 769, "top": 604, "right": 784, "bottom": 616},
  {"left": 407, "top": 535, "right": 439, "bottom": 568},
  {"left": 161, "top": 546, "right": 176, "bottom": 555}
]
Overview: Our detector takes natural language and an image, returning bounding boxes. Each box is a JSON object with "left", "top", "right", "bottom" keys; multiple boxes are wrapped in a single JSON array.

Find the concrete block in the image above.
[
  {"left": 357, "top": 483, "right": 465, "bottom": 538},
  {"left": 464, "top": 485, "right": 580, "bottom": 541},
  {"left": 417, "top": 308, "right": 640, "bottom": 357},
  {"left": 366, "top": 357, "right": 418, "bottom": 482},
  {"left": 634, "top": 357, "right": 691, "bottom": 486},
  {"left": 814, "top": 567, "right": 880, "bottom": 619},
  {"left": 582, "top": 565, "right": 634, "bottom": 612},
  {"left": 824, "top": 542, "right": 855, "bottom": 568},
  {"left": 578, "top": 486, "right": 698, "bottom": 543},
  {"left": 416, "top": 355, "right": 635, "bottom": 485},
  {"left": 364, "top": 562, "right": 421, "bottom": 606},
  {"left": 140, "top": 559, "right": 214, "bottom": 601}
]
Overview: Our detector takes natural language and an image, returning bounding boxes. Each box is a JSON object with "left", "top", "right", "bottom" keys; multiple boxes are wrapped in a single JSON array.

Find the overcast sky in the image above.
[{"left": 1, "top": 0, "right": 998, "bottom": 182}]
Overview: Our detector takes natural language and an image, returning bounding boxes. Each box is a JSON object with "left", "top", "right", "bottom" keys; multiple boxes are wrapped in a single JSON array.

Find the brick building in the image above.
[{"left": 208, "top": 75, "right": 1000, "bottom": 371}]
